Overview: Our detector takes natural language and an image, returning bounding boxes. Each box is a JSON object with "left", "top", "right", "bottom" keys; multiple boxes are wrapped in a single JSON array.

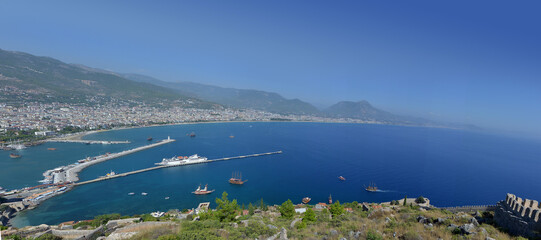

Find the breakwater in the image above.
[
  {"left": 41, "top": 138, "right": 176, "bottom": 184},
  {"left": 74, "top": 151, "right": 282, "bottom": 186},
  {"left": 45, "top": 139, "right": 130, "bottom": 144}
]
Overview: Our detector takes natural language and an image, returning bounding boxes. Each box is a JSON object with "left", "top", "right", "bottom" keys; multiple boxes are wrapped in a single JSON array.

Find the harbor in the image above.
[
  {"left": 74, "top": 151, "right": 282, "bottom": 186},
  {"left": 41, "top": 137, "right": 176, "bottom": 184}
]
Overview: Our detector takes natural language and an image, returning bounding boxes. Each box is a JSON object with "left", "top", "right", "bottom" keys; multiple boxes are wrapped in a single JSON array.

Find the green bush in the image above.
[
  {"left": 303, "top": 208, "right": 316, "bottom": 223},
  {"left": 415, "top": 196, "right": 426, "bottom": 204},
  {"left": 366, "top": 229, "right": 383, "bottom": 240},
  {"left": 329, "top": 200, "right": 344, "bottom": 217},
  {"left": 241, "top": 221, "right": 275, "bottom": 238},
  {"left": 35, "top": 233, "right": 62, "bottom": 240},
  {"left": 157, "top": 234, "right": 179, "bottom": 240}
]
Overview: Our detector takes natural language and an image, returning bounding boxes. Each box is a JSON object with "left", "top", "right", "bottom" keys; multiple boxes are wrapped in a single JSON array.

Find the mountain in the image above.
[
  {"left": 122, "top": 73, "right": 320, "bottom": 115},
  {"left": 0, "top": 49, "right": 214, "bottom": 108}
]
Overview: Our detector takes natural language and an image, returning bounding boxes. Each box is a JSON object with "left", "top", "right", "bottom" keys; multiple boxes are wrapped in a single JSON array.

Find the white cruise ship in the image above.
[{"left": 155, "top": 154, "right": 207, "bottom": 166}]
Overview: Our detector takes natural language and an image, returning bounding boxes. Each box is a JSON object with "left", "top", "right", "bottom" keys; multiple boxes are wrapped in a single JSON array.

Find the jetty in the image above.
[
  {"left": 42, "top": 138, "right": 176, "bottom": 184},
  {"left": 74, "top": 151, "right": 282, "bottom": 186},
  {"left": 45, "top": 139, "right": 130, "bottom": 144}
]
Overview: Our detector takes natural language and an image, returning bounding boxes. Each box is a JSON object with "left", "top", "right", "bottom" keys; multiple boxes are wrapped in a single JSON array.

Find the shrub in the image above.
[
  {"left": 215, "top": 191, "right": 239, "bottom": 222},
  {"left": 157, "top": 234, "right": 179, "bottom": 240},
  {"left": 402, "top": 231, "right": 422, "bottom": 240},
  {"left": 35, "top": 234, "right": 62, "bottom": 240},
  {"left": 415, "top": 196, "right": 426, "bottom": 204},
  {"left": 303, "top": 208, "right": 316, "bottom": 223},
  {"left": 329, "top": 200, "right": 345, "bottom": 217},
  {"left": 241, "top": 221, "right": 275, "bottom": 238},
  {"left": 279, "top": 199, "right": 295, "bottom": 219},
  {"left": 366, "top": 229, "right": 383, "bottom": 240},
  {"left": 295, "top": 220, "right": 306, "bottom": 229}
]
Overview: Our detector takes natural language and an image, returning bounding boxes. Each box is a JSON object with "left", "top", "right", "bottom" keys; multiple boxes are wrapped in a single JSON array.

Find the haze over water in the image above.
[{"left": 5, "top": 122, "right": 541, "bottom": 227}]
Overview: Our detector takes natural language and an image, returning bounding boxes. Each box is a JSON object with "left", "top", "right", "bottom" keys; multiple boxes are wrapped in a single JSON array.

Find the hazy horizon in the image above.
[{"left": 0, "top": 1, "right": 540, "bottom": 136}]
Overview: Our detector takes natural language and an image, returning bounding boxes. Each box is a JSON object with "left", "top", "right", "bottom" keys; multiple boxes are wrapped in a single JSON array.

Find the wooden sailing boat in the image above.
[
  {"left": 365, "top": 182, "right": 378, "bottom": 192},
  {"left": 229, "top": 171, "right": 247, "bottom": 185},
  {"left": 192, "top": 184, "right": 214, "bottom": 195}
]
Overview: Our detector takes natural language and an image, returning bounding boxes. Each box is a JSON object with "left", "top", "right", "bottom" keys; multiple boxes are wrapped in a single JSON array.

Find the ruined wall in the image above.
[{"left": 494, "top": 193, "right": 541, "bottom": 238}]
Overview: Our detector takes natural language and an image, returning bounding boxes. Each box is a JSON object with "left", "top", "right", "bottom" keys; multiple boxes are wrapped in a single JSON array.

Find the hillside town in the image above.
[{"left": 0, "top": 102, "right": 373, "bottom": 145}]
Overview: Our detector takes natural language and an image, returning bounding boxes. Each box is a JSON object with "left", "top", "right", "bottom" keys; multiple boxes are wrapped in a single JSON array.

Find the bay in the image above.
[{"left": 3, "top": 122, "right": 541, "bottom": 227}]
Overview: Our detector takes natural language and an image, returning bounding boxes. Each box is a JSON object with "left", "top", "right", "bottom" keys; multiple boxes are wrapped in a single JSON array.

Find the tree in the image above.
[
  {"left": 260, "top": 198, "right": 268, "bottom": 211},
  {"left": 415, "top": 196, "right": 426, "bottom": 204},
  {"left": 215, "top": 191, "right": 239, "bottom": 222},
  {"left": 403, "top": 195, "right": 407, "bottom": 206},
  {"left": 303, "top": 208, "right": 316, "bottom": 223},
  {"left": 248, "top": 203, "right": 255, "bottom": 215},
  {"left": 279, "top": 199, "right": 295, "bottom": 219},
  {"left": 329, "top": 200, "right": 344, "bottom": 217}
]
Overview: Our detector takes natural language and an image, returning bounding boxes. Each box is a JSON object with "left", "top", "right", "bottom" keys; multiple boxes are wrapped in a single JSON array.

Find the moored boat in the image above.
[
  {"left": 141, "top": 192, "right": 148, "bottom": 196},
  {"left": 155, "top": 154, "right": 207, "bottom": 166},
  {"left": 192, "top": 184, "right": 214, "bottom": 195},
  {"left": 302, "top": 197, "right": 311, "bottom": 204},
  {"left": 147, "top": 137, "right": 153, "bottom": 141},
  {"left": 10, "top": 153, "right": 21, "bottom": 158},
  {"left": 47, "top": 148, "right": 57, "bottom": 151},
  {"left": 128, "top": 192, "right": 135, "bottom": 196}
]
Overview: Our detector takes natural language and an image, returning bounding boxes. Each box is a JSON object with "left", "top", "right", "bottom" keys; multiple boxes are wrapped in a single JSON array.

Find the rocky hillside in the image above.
[{"left": 1, "top": 196, "right": 519, "bottom": 240}]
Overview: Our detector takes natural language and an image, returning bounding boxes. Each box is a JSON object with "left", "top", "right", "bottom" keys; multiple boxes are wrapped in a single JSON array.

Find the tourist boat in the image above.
[
  {"left": 128, "top": 192, "right": 135, "bottom": 196},
  {"left": 9, "top": 153, "right": 21, "bottom": 158},
  {"left": 192, "top": 184, "right": 214, "bottom": 195},
  {"left": 100, "top": 170, "right": 116, "bottom": 178},
  {"left": 302, "top": 197, "right": 311, "bottom": 204},
  {"left": 47, "top": 148, "right": 57, "bottom": 151},
  {"left": 141, "top": 192, "right": 148, "bottom": 196},
  {"left": 338, "top": 176, "right": 346, "bottom": 181},
  {"left": 229, "top": 171, "right": 247, "bottom": 185},
  {"left": 147, "top": 137, "right": 153, "bottom": 141},
  {"left": 155, "top": 154, "right": 207, "bottom": 166},
  {"left": 365, "top": 182, "right": 378, "bottom": 192}
]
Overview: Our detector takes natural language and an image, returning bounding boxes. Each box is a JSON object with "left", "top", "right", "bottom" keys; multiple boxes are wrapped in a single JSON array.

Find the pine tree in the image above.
[
  {"left": 403, "top": 195, "right": 407, "bottom": 206},
  {"left": 329, "top": 200, "right": 344, "bottom": 217},
  {"left": 303, "top": 208, "right": 316, "bottom": 223},
  {"left": 279, "top": 199, "right": 295, "bottom": 219}
]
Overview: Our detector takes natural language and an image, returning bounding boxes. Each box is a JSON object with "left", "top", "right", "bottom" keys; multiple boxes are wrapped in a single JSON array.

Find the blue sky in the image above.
[{"left": 0, "top": 1, "right": 540, "bottom": 136}]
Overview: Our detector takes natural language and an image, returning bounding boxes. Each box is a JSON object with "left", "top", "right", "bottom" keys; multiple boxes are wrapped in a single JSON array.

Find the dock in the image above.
[
  {"left": 42, "top": 138, "right": 176, "bottom": 184},
  {"left": 46, "top": 139, "right": 130, "bottom": 144},
  {"left": 73, "top": 151, "right": 282, "bottom": 186}
]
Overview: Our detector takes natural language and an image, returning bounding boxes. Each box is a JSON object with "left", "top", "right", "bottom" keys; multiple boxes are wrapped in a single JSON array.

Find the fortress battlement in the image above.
[{"left": 495, "top": 193, "right": 541, "bottom": 238}]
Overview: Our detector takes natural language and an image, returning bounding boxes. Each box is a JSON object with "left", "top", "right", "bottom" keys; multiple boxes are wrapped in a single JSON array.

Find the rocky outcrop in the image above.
[{"left": 494, "top": 193, "right": 541, "bottom": 238}]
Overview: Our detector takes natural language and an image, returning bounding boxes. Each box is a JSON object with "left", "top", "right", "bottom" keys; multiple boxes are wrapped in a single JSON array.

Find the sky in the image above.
[{"left": 0, "top": 1, "right": 540, "bottom": 136}]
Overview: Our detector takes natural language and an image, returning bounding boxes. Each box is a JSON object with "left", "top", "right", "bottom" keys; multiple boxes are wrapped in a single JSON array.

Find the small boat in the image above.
[
  {"left": 229, "top": 135, "right": 235, "bottom": 138},
  {"left": 365, "top": 182, "right": 378, "bottom": 192},
  {"left": 165, "top": 197, "right": 170, "bottom": 200},
  {"left": 47, "top": 148, "right": 57, "bottom": 151},
  {"left": 192, "top": 184, "right": 214, "bottom": 195},
  {"left": 338, "top": 176, "right": 346, "bottom": 181},
  {"left": 141, "top": 192, "right": 148, "bottom": 196},
  {"left": 189, "top": 132, "right": 196, "bottom": 138},
  {"left": 229, "top": 171, "right": 247, "bottom": 185},
  {"left": 128, "top": 192, "right": 135, "bottom": 196},
  {"left": 9, "top": 153, "right": 21, "bottom": 158},
  {"left": 302, "top": 197, "right": 311, "bottom": 204},
  {"left": 147, "top": 137, "right": 153, "bottom": 141},
  {"left": 100, "top": 170, "right": 116, "bottom": 178}
]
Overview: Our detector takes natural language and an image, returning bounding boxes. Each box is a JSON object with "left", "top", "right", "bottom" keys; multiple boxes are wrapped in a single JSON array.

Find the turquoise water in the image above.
[{"left": 3, "top": 122, "right": 541, "bottom": 227}]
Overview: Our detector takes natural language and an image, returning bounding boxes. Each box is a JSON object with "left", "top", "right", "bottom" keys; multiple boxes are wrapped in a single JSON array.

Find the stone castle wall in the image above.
[{"left": 494, "top": 193, "right": 541, "bottom": 238}]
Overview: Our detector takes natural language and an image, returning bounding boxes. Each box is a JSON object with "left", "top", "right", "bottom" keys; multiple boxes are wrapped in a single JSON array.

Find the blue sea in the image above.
[{"left": 2, "top": 122, "right": 540, "bottom": 227}]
